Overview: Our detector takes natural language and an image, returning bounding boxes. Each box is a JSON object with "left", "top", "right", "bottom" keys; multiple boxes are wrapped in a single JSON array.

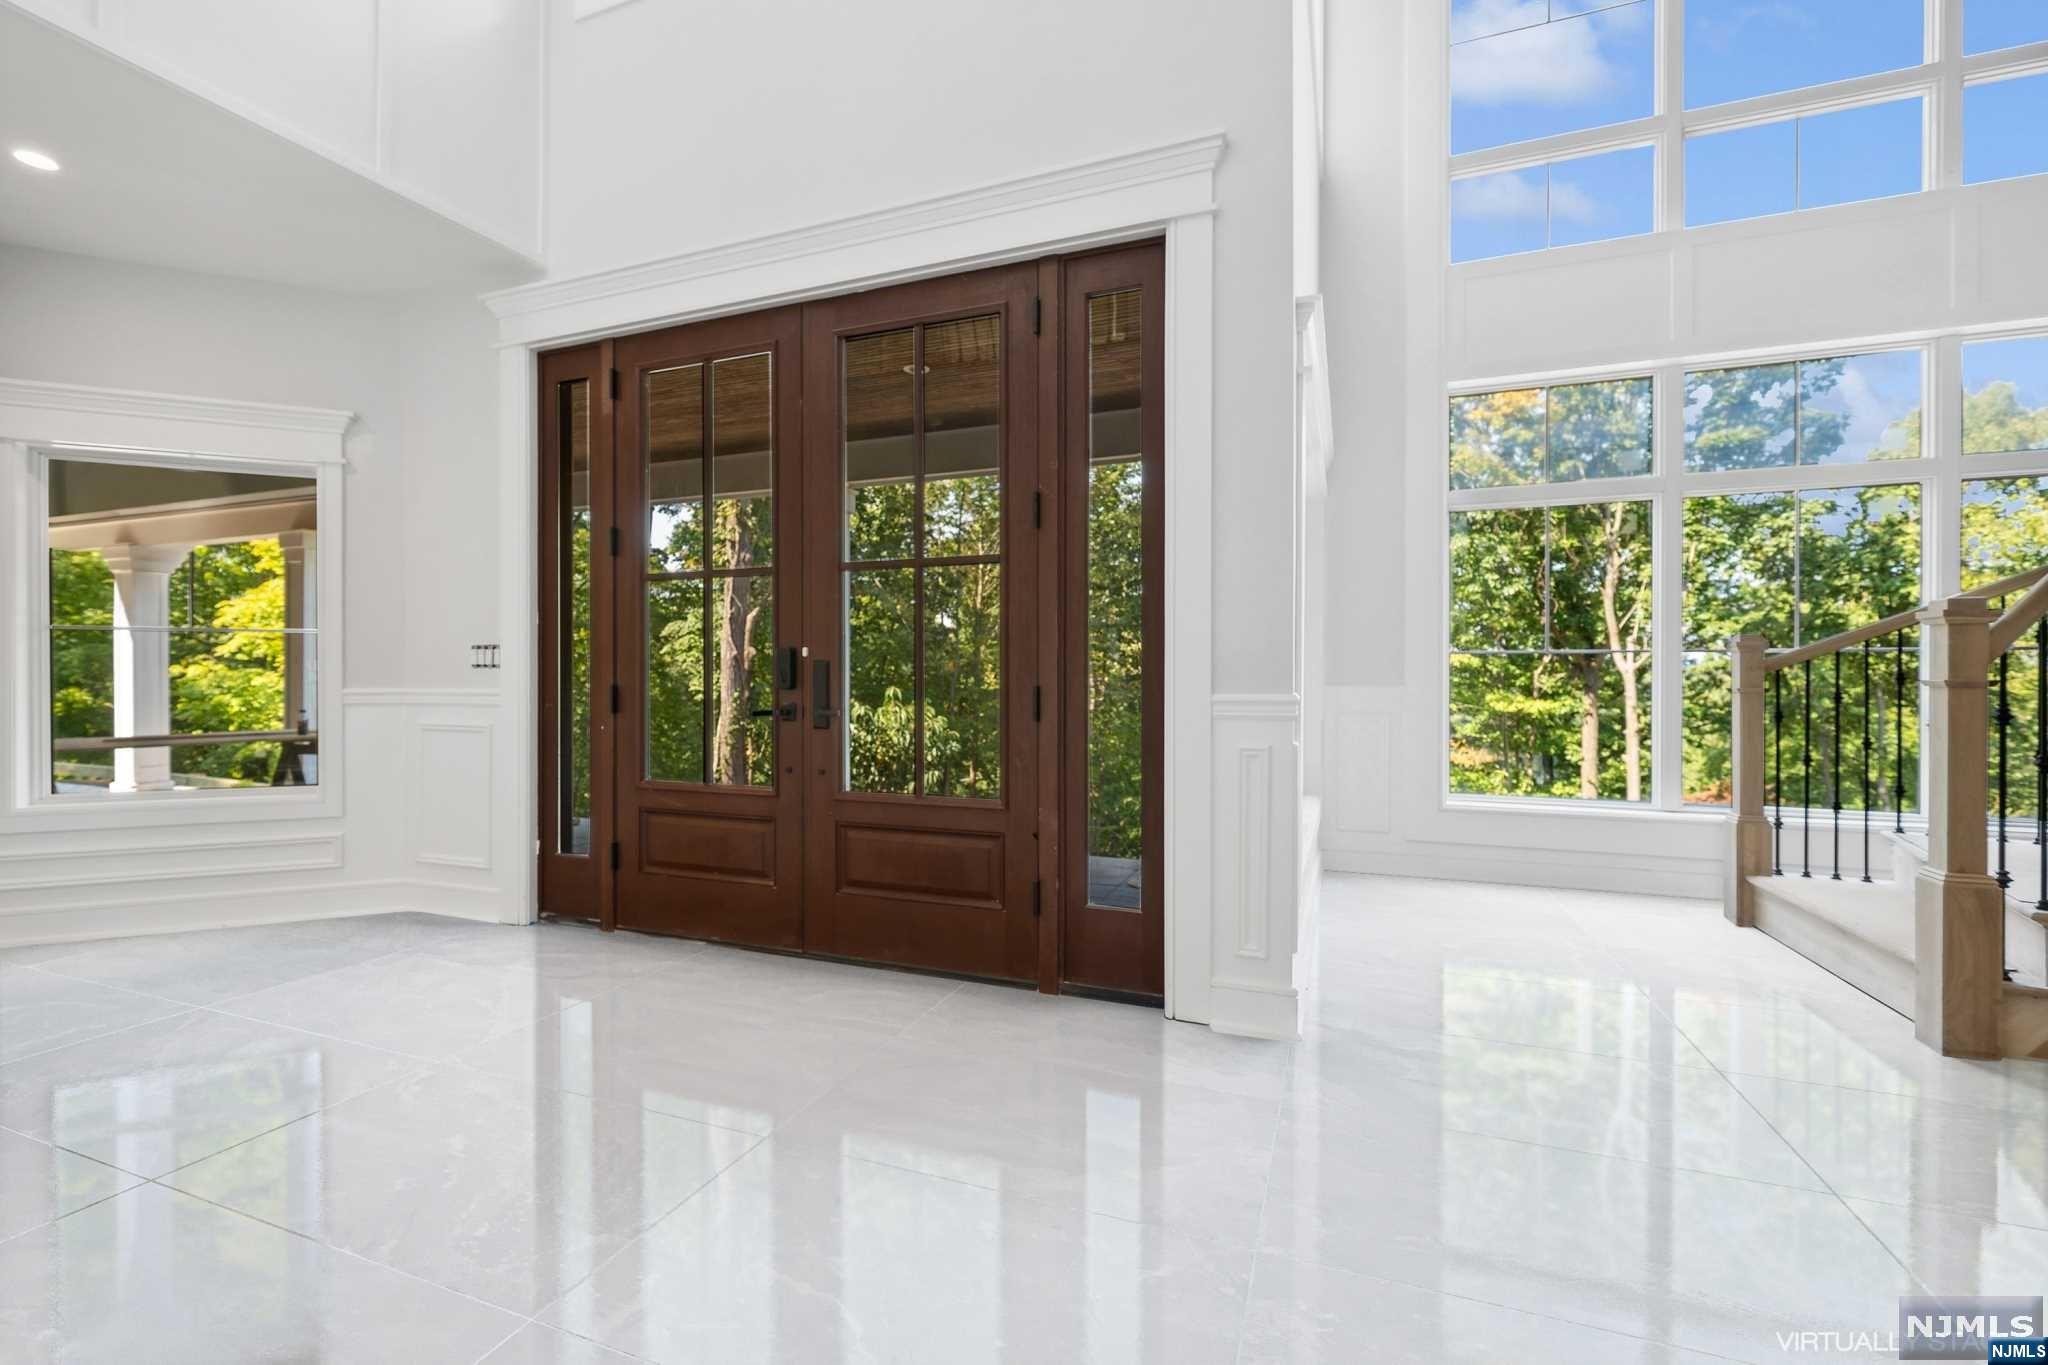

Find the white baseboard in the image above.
[
  {"left": 1322, "top": 845, "right": 1721, "bottom": 901},
  {"left": 0, "top": 878, "right": 515, "bottom": 948},
  {"left": 1205, "top": 979, "right": 1302, "bottom": 1040}
]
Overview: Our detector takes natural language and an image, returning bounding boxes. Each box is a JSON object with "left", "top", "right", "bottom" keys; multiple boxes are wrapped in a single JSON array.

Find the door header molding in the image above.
[{"left": 482, "top": 134, "right": 1224, "bottom": 349}]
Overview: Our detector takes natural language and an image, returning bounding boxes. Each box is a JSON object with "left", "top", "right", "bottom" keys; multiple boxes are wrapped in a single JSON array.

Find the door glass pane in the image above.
[
  {"left": 708, "top": 580, "right": 773, "bottom": 786},
  {"left": 711, "top": 353, "right": 773, "bottom": 570},
  {"left": 846, "top": 568, "right": 916, "bottom": 794},
  {"left": 646, "top": 580, "right": 706, "bottom": 783},
  {"left": 844, "top": 329, "right": 916, "bottom": 562},
  {"left": 1086, "top": 289, "right": 1144, "bottom": 908},
  {"left": 922, "top": 315, "right": 1002, "bottom": 558},
  {"left": 647, "top": 364, "right": 704, "bottom": 574},
  {"left": 924, "top": 563, "right": 1002, "bottom": 800},
  {"left": 560, "top": 379, "right": 592, "bottom": 853}
]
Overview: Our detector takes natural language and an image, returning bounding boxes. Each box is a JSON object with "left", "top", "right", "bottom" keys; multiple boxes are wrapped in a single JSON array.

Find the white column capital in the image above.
[{"left": 99, "top": 542, "right": 193, "bottom": 577}]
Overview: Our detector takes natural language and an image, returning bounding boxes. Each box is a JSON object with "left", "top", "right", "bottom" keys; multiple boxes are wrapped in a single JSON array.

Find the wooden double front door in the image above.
[{"left": 538, "top": 245, "right": 1162, "bottom": 996}]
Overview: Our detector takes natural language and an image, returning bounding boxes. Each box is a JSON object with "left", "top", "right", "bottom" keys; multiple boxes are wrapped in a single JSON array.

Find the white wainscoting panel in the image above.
[
  {"left": 1209, "top": 695, "right": 1303, "bottom": 1039},
  {"left": 411, "top": 721, "right": 493, "bottom": 871}
]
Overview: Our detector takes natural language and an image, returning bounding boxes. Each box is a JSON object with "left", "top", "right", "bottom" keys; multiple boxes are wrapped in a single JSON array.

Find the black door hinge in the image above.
[
  {"left": 1031, "top": 879, "right": 1042, "bottom": 917},
  {"left": 1032, "top": 297, "right": 1042, "bottom": 336},
  {"left": 609, "top": 368, "right": 621, "bottom": 401},
  {"left": 609, "top": 682, "right": 621, "bottom": 714},
  {"left": 1032, "top": 489, "right": 1042, "bottom": 528},
  {"left": 608, "top": 525, "right": 620, "bottom": 556},
  {"left": 609, "top": 841, "right": 621, "bottom": 871},
  {"left": 1033, "top": 684, "right": 1042, "bottom": 722}
]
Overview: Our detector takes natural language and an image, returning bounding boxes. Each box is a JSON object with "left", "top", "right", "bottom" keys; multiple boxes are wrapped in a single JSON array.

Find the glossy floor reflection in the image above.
[{"left": 2, "top": 882, "right": 2046, "bottom": 1361}]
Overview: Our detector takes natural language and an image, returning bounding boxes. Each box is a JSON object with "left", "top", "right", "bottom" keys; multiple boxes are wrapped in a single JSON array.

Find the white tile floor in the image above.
[{"left": 1, "top": 876, "right": 2045, "bottom": 1362}]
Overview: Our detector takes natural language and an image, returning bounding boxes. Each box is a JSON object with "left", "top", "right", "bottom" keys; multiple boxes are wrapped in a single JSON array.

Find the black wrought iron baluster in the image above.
[
  {"left": 2038, "top": 615, "right": 2046, "bottom": 915},
  {"left": 1772, "top": 667, "right": 1784, "bottom": 876},
  {"left": 1861, "top": 639, "right": 1872, "bottom": 883},
  {"left": 1997, "top": 646, "right": 2012, "bottom": 891},
  {"left": 1831, "top": 653, "right": 1843, "bottom": 880},
  {"left": 1803, "top": 656, "right": 1813, "bottom": 878},
  {"left": 1893, "top": 629, "right": 1906, "bottom": 834}
]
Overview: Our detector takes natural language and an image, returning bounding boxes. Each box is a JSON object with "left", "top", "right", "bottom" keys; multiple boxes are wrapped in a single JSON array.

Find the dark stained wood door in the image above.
[
  {"left": 610, "top": 308, "right": 806, "bottom": 948},
  {"left": 1058, "top": 244, "right": 1165, "bottom": 999},
  {"left": 798, "top": 265, "right": 1044, "bottom": 982}
]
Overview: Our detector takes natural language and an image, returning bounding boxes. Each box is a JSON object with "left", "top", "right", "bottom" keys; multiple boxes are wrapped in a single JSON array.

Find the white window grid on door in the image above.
[{"left": 1441, "top": 322, "right": 2048, "bottom": 813}]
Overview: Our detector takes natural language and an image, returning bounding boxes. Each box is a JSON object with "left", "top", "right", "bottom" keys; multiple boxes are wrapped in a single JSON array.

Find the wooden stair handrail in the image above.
[
  {"left": 1990, "top": 571, "right": 2048, "bottom": 655},
  {"left": 1765, "top": 564, "right": 2048, "bottom": 673}
]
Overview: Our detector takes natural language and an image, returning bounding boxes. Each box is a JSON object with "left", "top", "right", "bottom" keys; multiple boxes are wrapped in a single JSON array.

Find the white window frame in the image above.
[
  {"left": 0, "top": 378, "right": 351, "bottom": 834},
  {"left": 1442, "top": 323, "right": 2048, "bottom": 815},
  {"left": 1447, "top": 0, "right": 2048, "bottom": 256}
]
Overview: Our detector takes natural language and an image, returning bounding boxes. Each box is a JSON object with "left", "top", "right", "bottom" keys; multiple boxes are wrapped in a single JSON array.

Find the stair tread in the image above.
[{"left": 1749, "top": 873, "right": 1916, "bottom": 963}]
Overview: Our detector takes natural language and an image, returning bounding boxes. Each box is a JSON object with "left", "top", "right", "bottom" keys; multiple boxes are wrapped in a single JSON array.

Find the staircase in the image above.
[{"left": 1728, "top": 569, "right": 2048, "bottom": 1059}]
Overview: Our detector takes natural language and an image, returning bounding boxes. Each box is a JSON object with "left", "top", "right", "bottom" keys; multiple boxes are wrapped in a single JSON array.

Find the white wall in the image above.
[
  {"left": 545, "top": 0, "right": 1297, "bottom": 695},
  {"left": 1315, "top": 0, "right": 2048, "bottom": 898},
  {"left": 6, "top": 0, "right": 544, "bottom": 257},
  {"left": 0, "top": 243, "right": 510, "bottom": 938}
]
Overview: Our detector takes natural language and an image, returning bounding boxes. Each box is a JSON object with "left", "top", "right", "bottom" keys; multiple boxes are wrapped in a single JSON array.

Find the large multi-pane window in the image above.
[
  {"left": 1447, "top": 332, "right": 2048, "bottom": 810},
  {"left": 1449, "top": 0, "right": 2048, "bottom": 261}
]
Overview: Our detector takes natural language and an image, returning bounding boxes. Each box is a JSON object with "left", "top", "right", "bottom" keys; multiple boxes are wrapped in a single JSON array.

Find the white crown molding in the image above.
[
  {"left": 0, "top": 377, "right": 354, "bottom": 438},
  {"left": 484, "top": 132, "right": 1225, "bottom": 347}
]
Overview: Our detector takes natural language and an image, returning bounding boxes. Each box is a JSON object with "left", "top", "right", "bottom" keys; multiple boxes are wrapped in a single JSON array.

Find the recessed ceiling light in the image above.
[{"left": 11, "top": 148, "right": 60, "bottom": 172}]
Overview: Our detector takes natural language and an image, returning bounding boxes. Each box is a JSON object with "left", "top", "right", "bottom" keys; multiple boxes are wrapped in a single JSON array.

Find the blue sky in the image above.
[{"left": 1450, "top": 1, "right": 2048, "bottom": 259}]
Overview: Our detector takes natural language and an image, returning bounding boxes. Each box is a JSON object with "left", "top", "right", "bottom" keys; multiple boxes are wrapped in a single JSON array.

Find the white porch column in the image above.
[
  {"left": 277, "top": 530, "right": 316, "bottom": 730},
  {"left": 101, "top": 543, "right": 191, "bottom": 793}
]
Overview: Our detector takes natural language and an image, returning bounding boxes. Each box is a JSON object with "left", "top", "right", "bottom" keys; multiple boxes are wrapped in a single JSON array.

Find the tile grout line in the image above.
[{"left": 1634, "top": 983, "right": 1938, "bottom": 1295}]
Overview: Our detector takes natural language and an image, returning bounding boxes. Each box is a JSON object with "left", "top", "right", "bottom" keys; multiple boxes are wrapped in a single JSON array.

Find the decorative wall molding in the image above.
[
  {"left": 0, "top": 376, "right": 354, "bottom": 468},
  {"left": 1233, "top": 745, "right": 1274, "bottom": 960},
  {"left": 0, "top": 377, "right": 355, "bottom": 439},
  {"left": 483, "top": 133, "right": 1225, "bottom": 346},
  {"left": 1212, "top": 693, "right": 1302, "bottom": 721},
  {"left": 0, "top": 835, "right": 341, "bottom": 896},
  {"left": 409, "top": 720, "right": 493, "bottom": 872},
  {"left": 1209, "top": 694, "right": 1303, "bottom": 1039},
  {"left": 341, "top": 687, "right": 502, "bottom": 708}
]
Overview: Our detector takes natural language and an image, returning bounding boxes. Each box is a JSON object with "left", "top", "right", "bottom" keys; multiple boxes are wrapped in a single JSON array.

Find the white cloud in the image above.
[
  {"left": 1546, "top": 179, "right": 1600, "bottom": 223},
  {"left": 1451, "top": 1, "right": 1647, "bottom": 107},
  {"left": 1823, "top": 363, "right": 1914, "bottom": 458},
  {"left": 1451, "top": 169, "right": 1548, "bottom": 221},
  {"left": 1451, "top": 0, "right": 1547, "bottom": 44},
  {"left": 1452, "top": 168, "right": 1603, "bottom": 228}
]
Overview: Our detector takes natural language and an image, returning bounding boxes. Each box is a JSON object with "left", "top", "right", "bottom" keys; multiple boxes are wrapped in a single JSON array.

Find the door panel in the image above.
[
  {"left": 613, "top": 308, "right": 805, "bottom": 948},
  {"left": 801, "top": 265, "right": 1042, "bottom": 981},
  {"left": 537, "top": 345, "right": 613, "bottom": 924},
  {"left": 1060, "top": 245, "right": 1165, "bottom": 998}
]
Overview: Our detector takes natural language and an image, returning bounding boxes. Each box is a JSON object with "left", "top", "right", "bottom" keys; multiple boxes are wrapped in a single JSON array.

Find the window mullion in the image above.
[
  {"left": 1657, "top": 0, "right": 1686, "bottom": 233},
  {"left": 1933, "top": 0, "right": 1964, "bottom": 191},
  {"left": 1651, "top": 364, "right": 1687, "bottom": 808}
]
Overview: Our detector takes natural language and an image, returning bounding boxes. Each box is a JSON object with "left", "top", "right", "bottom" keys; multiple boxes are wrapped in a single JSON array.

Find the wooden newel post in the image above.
[
  {"left": 1915, "top": 596, "right": 2003, "bottom": 1058},
  {"left": 1727, "top": 633, "right": 1772, "bottom": 926}
]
